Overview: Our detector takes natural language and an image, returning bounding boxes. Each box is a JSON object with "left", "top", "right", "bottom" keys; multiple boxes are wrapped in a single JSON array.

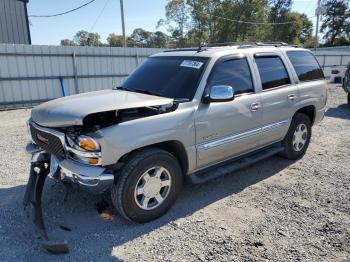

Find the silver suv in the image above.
[{"left": 26, "top": 44, "right": 327, "bottom": 223}]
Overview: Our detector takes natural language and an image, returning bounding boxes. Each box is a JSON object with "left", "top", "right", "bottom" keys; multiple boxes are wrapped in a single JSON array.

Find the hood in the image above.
[{"left": 31, "top": 89, "right": 173, "bottom": 127}]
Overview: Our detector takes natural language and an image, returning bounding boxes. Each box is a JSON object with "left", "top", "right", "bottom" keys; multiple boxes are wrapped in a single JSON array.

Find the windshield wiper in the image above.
[
  {"left": 134, "top": 89, "right": 163, "bottom": 97},
  {"left": 115, "top": 86, "right": 162, "bottom": 97},
  {"left": 115, "top": 86, "right": 132, "bottom": 92}
]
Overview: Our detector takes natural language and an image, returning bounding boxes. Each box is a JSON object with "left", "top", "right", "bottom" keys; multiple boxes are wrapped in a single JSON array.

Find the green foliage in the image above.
[
  {"left": 159, "top": 0, "right": 315, "bottom": 46},
  {"left": 320, "top": 0, "right": 350, "bottom": 46},
  {"left": 60, "top": 39, "right": 76, "bottom": 46},
  {"left": 106, "top": 33, "right": 124, "bottom": 47},
  {"left": 73, "top": 30, "right": 102, "bottom": 46},
  {"left": 60, "top": 0, "right": 350, "bottom": 48}
]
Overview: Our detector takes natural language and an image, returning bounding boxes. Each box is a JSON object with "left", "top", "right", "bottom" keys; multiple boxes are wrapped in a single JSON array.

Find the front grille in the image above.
[{"left": 30, "top": 123, "right": 65, "bottom": 157}]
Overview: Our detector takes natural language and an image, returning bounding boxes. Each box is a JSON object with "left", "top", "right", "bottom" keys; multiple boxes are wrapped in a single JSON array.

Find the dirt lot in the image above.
[{"left": 0, "top": 84, "right": 349, "bottom": 261}]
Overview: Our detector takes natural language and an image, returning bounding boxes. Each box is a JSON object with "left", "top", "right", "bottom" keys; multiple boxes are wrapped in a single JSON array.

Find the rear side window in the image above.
[
  {"left": 287, "top": 51, "right": 324, "bottom": 81},
  {"left": 208, "top": 58, "right": 254, "bottom": 95},
  {"left": 255, "top": 56, "right": 291, "bottom": 90}
]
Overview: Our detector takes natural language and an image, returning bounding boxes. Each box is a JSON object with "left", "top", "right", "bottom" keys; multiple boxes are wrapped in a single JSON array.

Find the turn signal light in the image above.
[
  {"left": 79, "top": 138, "right": 99, "bottom": 151},
  {"left": 88, "top": 158, "right": 99, "bottom": 165}
]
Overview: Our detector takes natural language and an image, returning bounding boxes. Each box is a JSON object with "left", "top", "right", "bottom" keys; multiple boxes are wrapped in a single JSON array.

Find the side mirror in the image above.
[{"left": 203, "top": 85, "right": 235, "bottom": 103}]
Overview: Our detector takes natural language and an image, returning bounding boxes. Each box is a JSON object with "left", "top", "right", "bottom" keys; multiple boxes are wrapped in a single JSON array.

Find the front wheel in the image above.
[
  {"left": 347, "top": 93, "right": 350, "bottom": 105},
  {"left": 111, "top": 148, "right": 183, "bottom": 223},
  {"left": 280, "top": 113, "right": 312, "bottom": 160}
]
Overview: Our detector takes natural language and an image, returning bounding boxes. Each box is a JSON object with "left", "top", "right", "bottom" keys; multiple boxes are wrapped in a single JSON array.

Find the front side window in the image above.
[
  {"left": 255, "top": 56, "right": 291, "bottom": 90},
  {"left": 208, "top": 58, "right": 254, "bottom": 95},
  {"left": 287, "top": 51, "right": 324, "bottom": 82},
  {"left": 121, "top": 56, "right": 209, "bottom": 100}
]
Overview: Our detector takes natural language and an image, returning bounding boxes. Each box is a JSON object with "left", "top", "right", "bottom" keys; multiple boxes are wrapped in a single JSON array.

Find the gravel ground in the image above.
[{"left": 0, "top": 84, "right": 349, "bottom": 261}]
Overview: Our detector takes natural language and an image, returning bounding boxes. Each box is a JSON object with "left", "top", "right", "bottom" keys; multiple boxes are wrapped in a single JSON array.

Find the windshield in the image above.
[{"left": 120, "top": 56, "right": 209, "bottom": 100}]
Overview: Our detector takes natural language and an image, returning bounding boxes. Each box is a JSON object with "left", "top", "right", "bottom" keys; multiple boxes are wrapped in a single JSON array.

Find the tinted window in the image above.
[
  {"left": 255, "top": 56, "right": 291, "bottom": 90},
  {"left": 121, "top": 56, "right": 208, "bottom": 100},
  {"left": 208, "top": 58, "right": 254, "bottom": 95},
  {"left": 287, "top": 51, "right": 324, "bottom": 81}
]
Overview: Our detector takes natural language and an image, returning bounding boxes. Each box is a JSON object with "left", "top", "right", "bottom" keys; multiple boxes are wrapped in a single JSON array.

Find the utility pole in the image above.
[
  {"left": 119, "top": 0, "right": 127, "bottom": 47},
  {"left": 315, "top": 0, "right": 321, "bottom": 50}
]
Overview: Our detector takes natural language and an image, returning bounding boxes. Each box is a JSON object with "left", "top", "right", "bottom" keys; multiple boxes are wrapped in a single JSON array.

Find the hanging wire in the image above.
[
  {"left": 29, "top": 0, "right": 97, "bottom": 18},
  {"left": 89, "top": 0, "right": 111, "bottom": 32},
  {"left": 193, "top": 9, "right": 297, "bottom": 25}
]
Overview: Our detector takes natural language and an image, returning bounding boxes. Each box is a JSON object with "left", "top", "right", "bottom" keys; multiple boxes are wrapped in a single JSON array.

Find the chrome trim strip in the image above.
[
  {"left": 30, "top": 121, "right": 66, "bottom": 148},
  {"left": 261, "top": 120, "right": 288, "bottom": 133},
  {"left": 197, "top": 120, "right": 289, "bottom": 151},
  {"left": 66, "top": 146, "right": 102, "bottom": 158},
  {"left": 198, "top": 127, "right": 261, "bottom": 150}
]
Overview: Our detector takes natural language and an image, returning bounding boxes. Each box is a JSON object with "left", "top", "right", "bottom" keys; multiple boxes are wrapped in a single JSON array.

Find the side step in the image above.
[{"left": 188, "top": 143, "right": 284, "bottom": 184}]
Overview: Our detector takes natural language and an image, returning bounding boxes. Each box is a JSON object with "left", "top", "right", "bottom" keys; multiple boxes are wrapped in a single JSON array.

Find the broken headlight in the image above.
[{"left": 66, "top": 134, "right": 101, "bottom": 165}]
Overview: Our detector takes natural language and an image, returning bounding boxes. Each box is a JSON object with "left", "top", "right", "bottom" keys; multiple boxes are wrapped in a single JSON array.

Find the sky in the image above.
[{"left": 27, "top": 0, "right": 318, "bottom": 45}]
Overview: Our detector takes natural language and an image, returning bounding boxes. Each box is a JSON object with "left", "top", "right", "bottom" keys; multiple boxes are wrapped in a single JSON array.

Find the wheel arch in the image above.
[
  {"left": 117, "top": 140, "right": 189, "bottom": 176},
  {"left": 295, "top": 105, "right": 316, "bottom": 125}
]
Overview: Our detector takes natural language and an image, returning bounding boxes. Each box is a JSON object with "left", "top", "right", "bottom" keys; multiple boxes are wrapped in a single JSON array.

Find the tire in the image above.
[
  {"left": 110, "top": 148, "right": 183, "bottom": 223},
  {"left": 279, "top": 113, "right": 312, "bottom": 160},
  {"left": 347, "top": 93, "right": 350, "bottom": 105}
]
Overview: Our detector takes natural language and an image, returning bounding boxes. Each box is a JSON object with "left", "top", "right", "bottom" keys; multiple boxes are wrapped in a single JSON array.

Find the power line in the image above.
[
  {"left": 194, "top": 10, "right": 297, "bottom": 25},
  {"left": 29, "top": 0, "right": 97, "bottom": 18},
  {"left": 89, "top": 0, "right": 111, "bottom": 32}
]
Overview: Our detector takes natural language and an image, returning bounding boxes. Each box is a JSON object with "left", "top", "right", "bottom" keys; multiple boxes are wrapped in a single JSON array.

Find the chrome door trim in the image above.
[
  {"left": 197, "top": 120, "right": 289, "bottom": 151},
  {"left": 261, "top": 120, "right": 288, "bottom": 133},
  {"left": 198, "top": 127, "right": 261, "bottom": 151}
]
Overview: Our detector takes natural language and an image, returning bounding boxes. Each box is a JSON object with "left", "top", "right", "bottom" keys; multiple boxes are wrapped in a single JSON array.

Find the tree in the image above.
[
  {"left": 73, "top": 30, "right": 102, "bottom": 46},
  {"left": 107, "top": 33, "right": 124, "bottom": 47},
  {"left": 60, "top": 39, "right": 76, "bottom": 46},
  {"left": 129, "top": 28, "right": 153, "bottom": 47},
  {"left": 158, "top": 0, "right": 191, "bottom": 47},
  {"left": 320, "top": 0, "right": 350, "bottom": 46},
  {"left": 276, "top": 12, "right": 313, "bottom": 44},
  {"left": 268, "top": 0, "right": 293, "bottom": 41},
  {"left": 299, "top": 13, "right": 313, "bottom": 44},
  {"left": 150, "top": 31, "right": 169, "bottom": 48}
]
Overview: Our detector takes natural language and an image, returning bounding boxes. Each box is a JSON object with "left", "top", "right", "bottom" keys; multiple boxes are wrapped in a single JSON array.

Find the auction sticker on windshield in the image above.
[{"left": 180, "top": 60, "right": 204, "bottom": 69}]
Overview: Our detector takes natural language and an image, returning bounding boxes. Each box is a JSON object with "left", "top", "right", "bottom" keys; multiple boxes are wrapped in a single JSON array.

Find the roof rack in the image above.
[
  {"left": 163, "top": 47, "right": 205, "bottom": 53},
  {"left": 162, "top": 42, "right": 301, "bottom": 53}
]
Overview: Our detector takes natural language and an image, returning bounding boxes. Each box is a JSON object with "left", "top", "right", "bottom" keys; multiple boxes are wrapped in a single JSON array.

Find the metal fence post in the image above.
[{"left": 72, "top": 52, "right": 79, "bottom": 94}]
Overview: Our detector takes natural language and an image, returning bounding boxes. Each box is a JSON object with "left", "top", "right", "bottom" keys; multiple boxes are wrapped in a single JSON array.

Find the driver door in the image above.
[{"left": 195, "top": 55, "right": 262, "bottom": 169}]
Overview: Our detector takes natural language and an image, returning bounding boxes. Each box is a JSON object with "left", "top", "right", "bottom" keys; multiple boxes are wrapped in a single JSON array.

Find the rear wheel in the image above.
[
  {"left": 111, "top": 148, "right": 183, "bottom": 223},
  {"left": 347, "top": 92, "right": 350, "bottom": 105},
  {"left": 280, "top": 113, "right": 312, "bottom": 160}
]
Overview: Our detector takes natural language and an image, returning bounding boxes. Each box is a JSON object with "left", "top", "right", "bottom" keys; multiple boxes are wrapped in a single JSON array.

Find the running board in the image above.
[{"left": 189, "top": 143, "right": 284, "bottom": 184}]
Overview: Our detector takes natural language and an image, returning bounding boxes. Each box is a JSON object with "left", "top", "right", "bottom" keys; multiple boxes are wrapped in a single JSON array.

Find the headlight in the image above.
[
  {"left": 66, "top": 134, "right": 101, "bottom": 165},
  {"left": 67, "top": 135, "right": 100, "bottom": 152},
  {"left": 78, "top": 136, "right": 100, "bottom": 151}
]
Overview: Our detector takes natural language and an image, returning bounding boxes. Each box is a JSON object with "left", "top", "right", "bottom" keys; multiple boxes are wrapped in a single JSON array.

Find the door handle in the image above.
[
  {"left": 288, "top": 94, "right": 296, "bottom": 101},
  {"left": 250, "top": 102, "right": 260, "bottom": 111}
]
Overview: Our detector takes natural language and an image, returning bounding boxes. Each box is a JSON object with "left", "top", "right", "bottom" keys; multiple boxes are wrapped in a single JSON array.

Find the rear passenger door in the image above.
[
  {"left": 253, "top": 53, "right": 297, "bottom": 147},
  {"left": 285, "top": 50, "right": 327, "bottom": 114}
]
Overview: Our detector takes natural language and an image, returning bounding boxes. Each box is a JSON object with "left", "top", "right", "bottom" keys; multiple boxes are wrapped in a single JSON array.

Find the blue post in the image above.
[{"left": 59, "top": 77, "right": 68, "bottom": 97}]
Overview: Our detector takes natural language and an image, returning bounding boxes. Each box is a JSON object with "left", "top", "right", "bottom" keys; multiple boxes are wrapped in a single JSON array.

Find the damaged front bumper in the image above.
[
  {"left": 23, "top": 143, "right": 115, "bottom": 254},
  {"left": 26, "top": 142, "right": 115, "bottom": 194},
  {"left": 49, "top": 154, "right": 114, "bottom": 194}
]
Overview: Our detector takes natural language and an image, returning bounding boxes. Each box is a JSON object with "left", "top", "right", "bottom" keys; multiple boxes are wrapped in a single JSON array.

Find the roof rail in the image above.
[
  {"left": 206, "top": 42, "right": 299, "bottom": 48},
  {"left": 163, "top": 42, "right": 301, "bottom": 53},
  {"left": 163, "top": 48, "right": 203, "bottom": 53}
]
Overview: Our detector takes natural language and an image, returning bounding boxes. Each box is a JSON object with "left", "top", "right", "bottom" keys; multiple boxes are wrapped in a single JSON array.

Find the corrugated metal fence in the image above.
[
  {"left": 1, "top": 44, "right": 349, "bottom": 109},
  {"left": 314, "top": 50, "right": 350, "bottom": 77},
  {"left": 0, "top": 44, "right": 162, "bottom": 109}
]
